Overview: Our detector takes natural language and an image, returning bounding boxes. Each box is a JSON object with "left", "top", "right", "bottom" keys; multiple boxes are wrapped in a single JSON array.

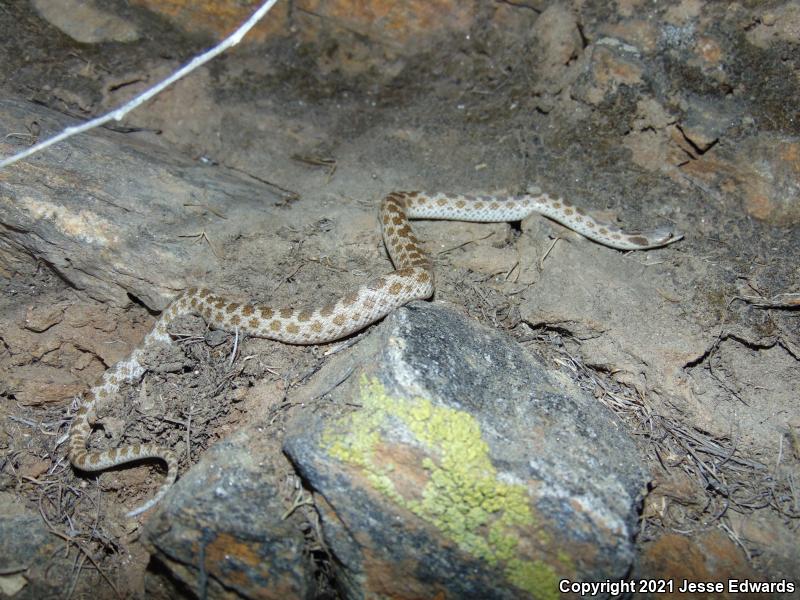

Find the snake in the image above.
[{"left": 67, "top": 190, "right": 682, "bottom": 516}]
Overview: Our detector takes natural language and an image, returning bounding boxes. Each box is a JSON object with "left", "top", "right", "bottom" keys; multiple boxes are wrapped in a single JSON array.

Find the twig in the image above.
[
  {"left": 186, "top": 405, "right": 193, "bottom": 463},
  {"left": 718, "top": 521, "right": 752, "bottom": 561},
  {"left": 226, "top": 164, "right": 301, "bottom": 202},
  {"left": 7, "top": 415, "right": 38, "bottom": 427},
  {"left": 437, "top": 232, "right": 494, "bottom": 256},
  {"left": 230, "top": 327, "right": 239, "bottom": 366},
  {"left": 46, "top": 528, "right": 121, "bottom": 599},
  {"left": 0, "top": 0, "right": 282, "bottom": 169},
  {"left": 184, "top": 203, "right": 228, "bottom": 219},
  {"left": 504, "top": 259, "right": 520, "bottom": 282},
  {"left": 309, "top": 365, "right": 355, "bottom": 401},
  {"left": 539, "top": 236, "right": 560, "bottom": 270},
  {"left": 178, "top": 230, "right": 221, "bottom": 258},
  {"left": 282, "top": 488, "right": 315, "bottom": 520},
  {"left": 732, "top": 292, "right": 800, "bottom": 309},
  {"left": 5, "top": 120, "right": 40, "bottom": 144},
  {"left": 496, "top": 0, "right": 543, "bottom": 12},
  {"left": 291, "top": 153, "right": 337, "bottom": 182}
]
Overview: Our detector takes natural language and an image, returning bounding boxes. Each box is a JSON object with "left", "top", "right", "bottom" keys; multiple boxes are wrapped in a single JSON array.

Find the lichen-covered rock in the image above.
[{"left": 284, "top": 302, "right": 648, "bottom": 598}]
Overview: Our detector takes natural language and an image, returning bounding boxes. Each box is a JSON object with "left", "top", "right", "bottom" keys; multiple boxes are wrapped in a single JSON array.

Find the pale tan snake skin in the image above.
[{"left": 68, "top": 190, "right": 682, "bottom": 516}]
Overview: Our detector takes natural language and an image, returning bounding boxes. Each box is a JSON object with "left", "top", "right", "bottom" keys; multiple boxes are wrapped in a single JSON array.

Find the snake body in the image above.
[{"left": 68, "top": 190, "right": 682, "bottom": 516}]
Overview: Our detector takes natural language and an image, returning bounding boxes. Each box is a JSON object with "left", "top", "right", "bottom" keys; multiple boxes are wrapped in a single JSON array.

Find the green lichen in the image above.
[
  {"left": 507, "top": 559, "right": 559, "bottom": 600},
  {"left": 321, "top": 376, "right": 563, "bottom": 597}
]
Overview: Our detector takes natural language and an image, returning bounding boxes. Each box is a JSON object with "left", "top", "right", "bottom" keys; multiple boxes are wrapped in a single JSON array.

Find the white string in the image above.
[{"left": 0, "top": 0, "right": 281, "bottom": 170}]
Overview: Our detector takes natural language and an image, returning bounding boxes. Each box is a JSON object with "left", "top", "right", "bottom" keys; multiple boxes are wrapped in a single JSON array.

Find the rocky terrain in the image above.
[{"left": 0, "top": 1, "right": 798, "bottom": 598}]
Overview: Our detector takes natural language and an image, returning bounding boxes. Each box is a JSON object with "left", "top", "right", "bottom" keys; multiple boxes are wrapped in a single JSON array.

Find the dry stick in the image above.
[
  {"left": 230, "top": 326, "right": 240, "bottom": 366},
  {"left": 0, "top": 0, "right": 281, "bottom": 170}
]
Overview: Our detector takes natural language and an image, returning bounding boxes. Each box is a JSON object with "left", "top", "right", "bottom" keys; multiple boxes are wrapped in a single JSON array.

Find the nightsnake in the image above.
[{"left": 68, "top": 190, "right": 682, "bottom": 516}]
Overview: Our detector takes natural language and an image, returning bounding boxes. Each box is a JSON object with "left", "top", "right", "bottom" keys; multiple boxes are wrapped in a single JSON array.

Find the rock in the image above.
[
  {"left": 690, "top": 35, "right": 725, "bottom": 69},
  {"left": 623, "top": 98, "right": 683, "bottom": 172},
  {"left": 680, "top": 133, "right": 800, "bottom": 225},
  {"left": 129, "top": 0, "right": 478, "bottom": 80},
  {"left": 293, "top": 0, "right": 478, "bottom": 78},
  {"left": 130, "top": 0, "right": 477, "bottom": 50},
  {"left": 129, "top": 0, "right": 291, "bottom": 43},
  {"left": 624, "top": 128, "right": 687, "bottom": 173},
  {"left": 296, "top": 0, "right": 476, "bottom": 47},
  {"left": 32, "top": 0, "right": 140, "bottom": 43},
  {"left": 23, "top": 302, "right": 65, "bottom": 332},
  {"left": 745, "top": 1, "right": 800, "bottom": 49},
  {"left": 283, "top": 302, "right": 648, "bottom": 598},
  {"left": 663, "top": 0, "right": 704, "bottom": 25},
  {"left": 0, "top": 299, "right": 153, "bottom": 404},
  {"left": 677, "top": 95, "right": 742, "bottom": 152},
  {"left": 636, "top": 531, "right": 759, "bottom": 598},
  {"left": 0, "top": 98, "right": 287, "bottom": 311},
  {"left": 0, "top": 492, "right": 74, "bottom": 599},
  {"left": 204, "top": 329, "right": 230, "bottom": 347},
  {"left": 142, "top": 429, "right": 314, "bottom": 599},
  {"left": 686, "top": 338, "right": 800, "bottom": 453},
  {"left": 3, "top": 363, "right": 85, "bottom": 405},
  {"left": 489, "top": 1, "right": 541, "bottom": 43},
  {"left": 599, "top": 19, "right": 659, "bottom": 54},
  {"left": 623, "top": 94, "right": 745, "bottom": 176},
  {"left": 499, "top": 0, "right": 546, "bottom": 11},
  {"left": 518, "top": 228, "right": 711, "bottom": 399},
  {"left": 571, "top": 38, "right": 645, "bottom": 106},
  {"left": 530, "top": 4, "right": 584, "bottom": 93},
  {"left": 726, "top": 506, "right": 800, "bottom": 580}
]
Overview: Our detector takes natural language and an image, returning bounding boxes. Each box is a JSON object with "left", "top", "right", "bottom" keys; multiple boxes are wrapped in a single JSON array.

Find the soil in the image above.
[{"left": 0, "top": 1, "right": 798, "bottom": 598}]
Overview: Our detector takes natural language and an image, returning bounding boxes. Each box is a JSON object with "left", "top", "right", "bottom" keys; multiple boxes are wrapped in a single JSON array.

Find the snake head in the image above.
[{"left": 651, "top": 226, "right": 684, "bottom": 246}]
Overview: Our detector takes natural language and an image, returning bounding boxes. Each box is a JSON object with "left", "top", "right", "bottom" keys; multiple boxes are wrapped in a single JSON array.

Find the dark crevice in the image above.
[
  {"left": 576, "top": 21, "right": 589, "bottom": 50},
  {"left": 495, "top": 0, "right": 542, "bottom": 14},
  {"left": 522, "top": 320, "right": 579, "bottom": 341},
  {"left": 683, "top": 331, "right": 779, "bottom": 370},
  {"left": 127, "top": 291, "right": 161, "bottom": 316},
  {"left": 675, "top": 124, "right": 719, "bottom": 156}
]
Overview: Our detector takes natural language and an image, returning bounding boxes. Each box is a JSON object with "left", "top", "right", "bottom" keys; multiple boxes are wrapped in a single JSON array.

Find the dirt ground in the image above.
[{"left": 1, "top": 1, "right": 798, "bottom": 598}]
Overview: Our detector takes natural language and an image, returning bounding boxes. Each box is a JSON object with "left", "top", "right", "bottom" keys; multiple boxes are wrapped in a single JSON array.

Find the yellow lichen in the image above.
[
  {"left": 507, "top": 559, "right": 560, "bottom": 600},
  {"left": 321, "top": 376, "right": 563, "bottom": 596}
]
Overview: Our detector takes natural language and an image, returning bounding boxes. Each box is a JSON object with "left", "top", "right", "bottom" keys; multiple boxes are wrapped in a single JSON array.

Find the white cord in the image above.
[{"left": 0, "top": 0, "right": 281, "bottom": 170}]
